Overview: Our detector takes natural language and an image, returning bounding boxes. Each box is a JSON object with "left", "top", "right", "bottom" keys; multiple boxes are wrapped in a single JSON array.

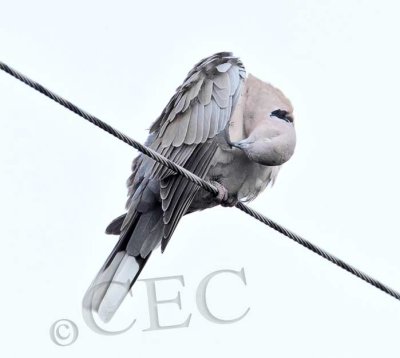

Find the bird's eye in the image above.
[{"left": 270, "top": 109, "right": 293, "bottom": 123}]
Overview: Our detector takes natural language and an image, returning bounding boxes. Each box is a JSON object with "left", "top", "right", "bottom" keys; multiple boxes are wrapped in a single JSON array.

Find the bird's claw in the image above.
[
  {"left": 210, "top": 181, "right": 238, "bottom": 207},
  {"left": 212, "top": 181, "right": 228, "bottom": 202}
]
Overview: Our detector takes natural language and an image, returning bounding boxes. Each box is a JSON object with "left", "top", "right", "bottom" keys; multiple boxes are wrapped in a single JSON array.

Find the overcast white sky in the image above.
[{"left": 1, "top": 0, "right": 400, "bottom": 357}]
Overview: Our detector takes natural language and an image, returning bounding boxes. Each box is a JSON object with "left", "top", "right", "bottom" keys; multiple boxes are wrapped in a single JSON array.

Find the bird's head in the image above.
[{"left": 230, "top": 74, "right": 296, "bottom": 166}]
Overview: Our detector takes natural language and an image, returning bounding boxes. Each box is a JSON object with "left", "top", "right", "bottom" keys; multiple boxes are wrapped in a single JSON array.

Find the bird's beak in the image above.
[{"left": 230, "top": 140, "right": 250, "bottom": 149}]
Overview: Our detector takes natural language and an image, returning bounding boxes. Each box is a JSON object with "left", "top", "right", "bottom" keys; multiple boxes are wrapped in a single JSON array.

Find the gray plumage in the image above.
[{"left": 83, "top": 52, "right": 296, "bottom": 322}]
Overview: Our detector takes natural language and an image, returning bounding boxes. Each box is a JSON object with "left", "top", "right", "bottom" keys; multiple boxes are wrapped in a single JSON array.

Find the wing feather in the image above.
[
  {"left": 187, "top": 77, "right": 204, "bottom": 101},
  {"left": 213, "top": 71, "right": 230, "bottom": 89},
  {"left": 172, "top": 109, "right": 192, "bottom": 147},
  {"left": 227, "top": 66, "right": 240, "bottom": 95},
  {"left": 201, "top": 102, "right": 212, "bottom": 142},
  {"left": 216, "top": 62, "right": 232, "bottom": 73},
  {"left": 213, "top": 85, "right": 230, "bottom": 108},
  {"left": 198, "top": 79, "right": 213, "bottom": 105},
  {"left": 160, "top": 140, "right": 218, "bottom": 251},
  {"left": 218, "top": 106, "right": 229, "bottom": 132},
  {"left": 209, "top": 101, "right": 220, "bottom": 137},
  {"left": 195, "top": 103, "right": 205, "bottom": 144},
  {"left": 174, "top": 94, "right": 186, "bottom": 114},
  {"left": 122, "top": 52, "right": 246, "bottom": 256},
  {"left": 185, "top": 102, "right": 199, "bottom": 145},
  {"left": 150, "top": 52, "right": 245, "bottom": 146}
]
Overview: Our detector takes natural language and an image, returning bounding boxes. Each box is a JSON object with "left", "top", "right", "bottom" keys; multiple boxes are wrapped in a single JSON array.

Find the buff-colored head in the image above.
[{"left": 229, "top": 74, "right": 296, "bottom": 166}]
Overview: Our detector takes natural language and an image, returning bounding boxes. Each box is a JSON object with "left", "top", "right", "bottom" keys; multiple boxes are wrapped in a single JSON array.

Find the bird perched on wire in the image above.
[{"left": 83, "top": 52, "right": 296, "bottom": 322}]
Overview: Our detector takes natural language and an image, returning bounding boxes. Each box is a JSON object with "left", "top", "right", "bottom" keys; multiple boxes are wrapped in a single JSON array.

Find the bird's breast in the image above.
[
  {"left": 208, "top": 147, "right": 279, "bottom": 201},
  {"left": 189, "top": 146, "right": 280, "bottom": 212}
]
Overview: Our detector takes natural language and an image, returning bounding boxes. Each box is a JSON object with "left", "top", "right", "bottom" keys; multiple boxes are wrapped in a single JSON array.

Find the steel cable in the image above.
[{"left": 1, "top": 60, "right": 399, "bottom": 302}]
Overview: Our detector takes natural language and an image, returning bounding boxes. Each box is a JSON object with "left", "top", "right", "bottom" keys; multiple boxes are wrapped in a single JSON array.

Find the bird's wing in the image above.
[{"left": 123, "top": 52, "right": 246, "bottom": 254}]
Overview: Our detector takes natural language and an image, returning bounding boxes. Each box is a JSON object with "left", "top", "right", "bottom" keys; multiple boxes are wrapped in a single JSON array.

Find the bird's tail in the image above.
[{"left": 83, "top": 211, "right": 157, "bottom": 323}]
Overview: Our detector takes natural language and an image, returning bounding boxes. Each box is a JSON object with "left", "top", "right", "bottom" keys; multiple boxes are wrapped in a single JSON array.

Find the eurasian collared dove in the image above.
[{"left": 83, "top": 52, "right": 296, "bottom": 322}]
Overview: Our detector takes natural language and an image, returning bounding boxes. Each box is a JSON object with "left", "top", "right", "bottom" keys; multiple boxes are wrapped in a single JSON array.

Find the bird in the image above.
[{"left": 83, "top": 52, "right": 296, "bottom": 322}]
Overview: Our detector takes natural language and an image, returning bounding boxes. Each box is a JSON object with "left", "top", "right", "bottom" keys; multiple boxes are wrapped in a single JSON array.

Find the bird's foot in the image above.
[
  {"left": 211, "top": 181, "right": 228, "bottom": 202},
  {"left": 210, "top": 181, "right": 238, "bottom": 207}
]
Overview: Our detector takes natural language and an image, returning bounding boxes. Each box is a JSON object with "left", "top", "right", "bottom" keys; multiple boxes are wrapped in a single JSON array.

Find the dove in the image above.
[{"left": 83, "top": 52, "right": 296, "bottom": 322}]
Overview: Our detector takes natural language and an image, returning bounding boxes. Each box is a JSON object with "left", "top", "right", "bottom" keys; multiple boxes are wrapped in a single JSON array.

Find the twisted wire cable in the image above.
[{"left": 1, "top": 60, "right": 399, "bottom": 302}]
